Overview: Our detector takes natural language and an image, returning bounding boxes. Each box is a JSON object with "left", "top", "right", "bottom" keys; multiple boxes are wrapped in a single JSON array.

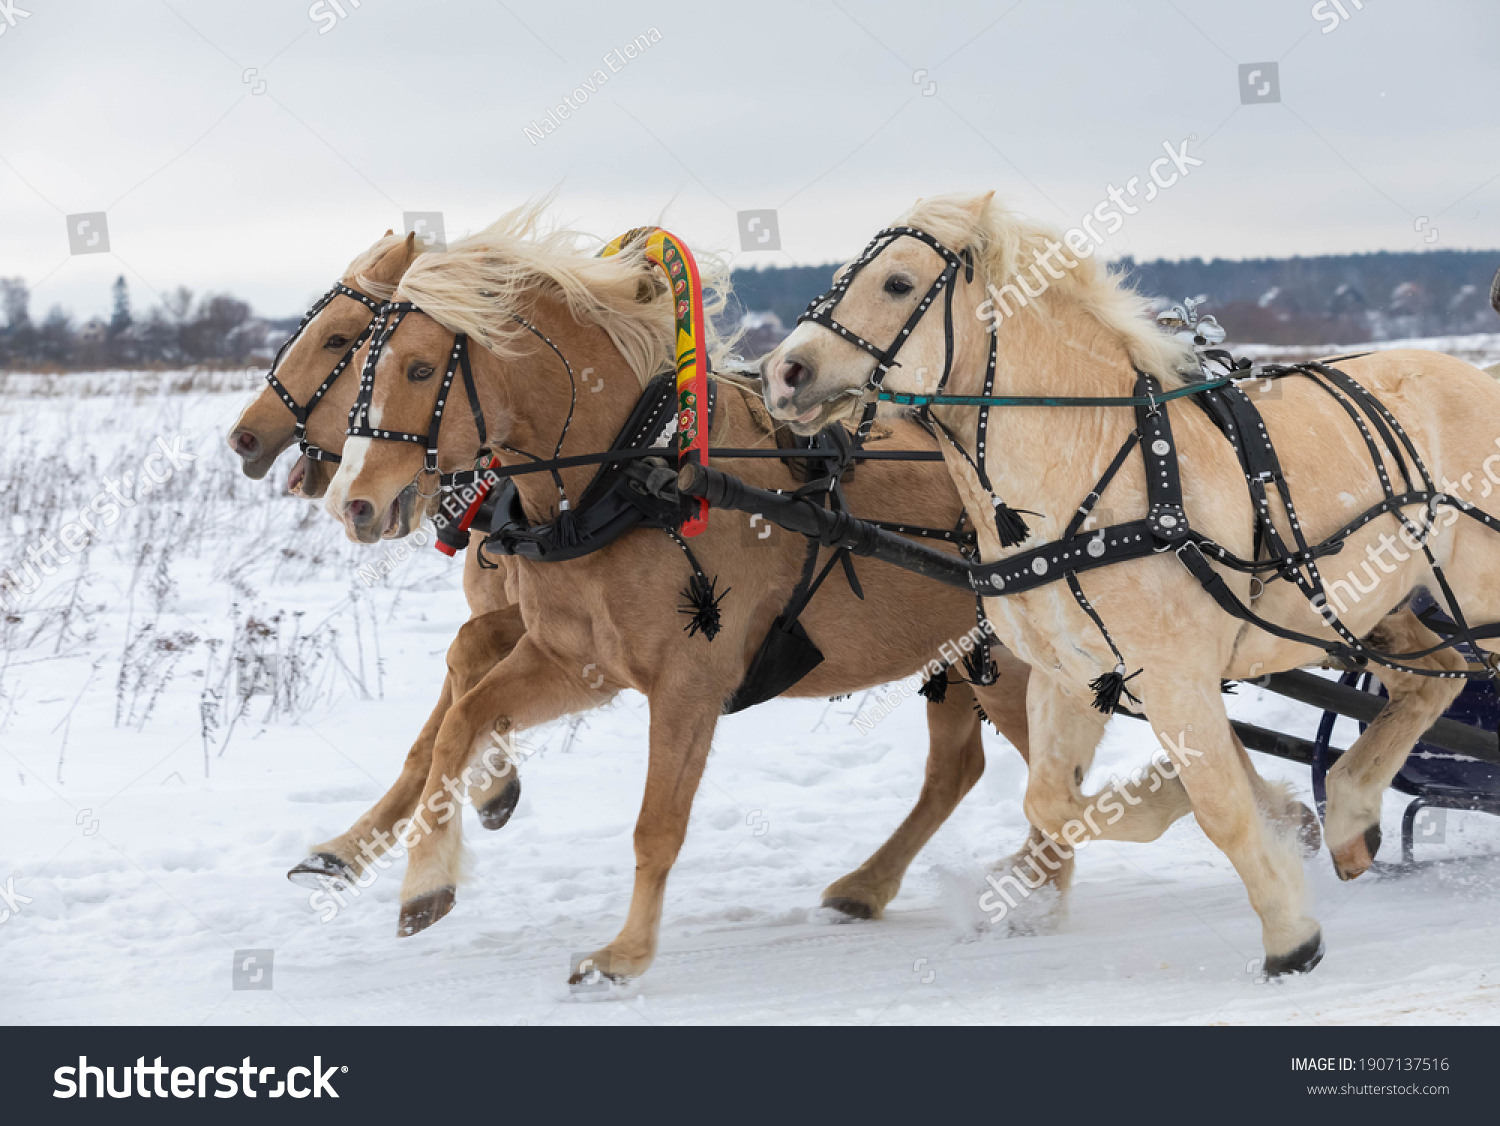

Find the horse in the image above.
[
  {"left": 226, "top": 233, "right": 534, "bottom": 904},
  {"left": 758, "top": 190, "right": 1500, "bottom": 975},
  {"left": 316, "top": 206, "right": 1175, "bottom": 981}
]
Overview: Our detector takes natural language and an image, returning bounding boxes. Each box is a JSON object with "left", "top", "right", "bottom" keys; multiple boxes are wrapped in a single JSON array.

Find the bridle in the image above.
[
  {"left": 263, "top": 281, "right": 384, "bottom": 465},
  {"left": 798, "top": 225, "right": 1027, "bottom": 549},
  {"left": 346, "top": 301, "right": 580, "bottom": 512},
  {"left": 796, "top": 226, "right": 973, "bottom": 440}
]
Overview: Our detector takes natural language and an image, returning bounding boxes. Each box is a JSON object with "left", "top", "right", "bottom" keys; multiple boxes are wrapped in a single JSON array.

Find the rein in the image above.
[
  {"left": 263, "top": 281, "right": 384, "bottom": 465},
  {"left": 880, "top": 378, "right": 1233, "bottom": 409}
]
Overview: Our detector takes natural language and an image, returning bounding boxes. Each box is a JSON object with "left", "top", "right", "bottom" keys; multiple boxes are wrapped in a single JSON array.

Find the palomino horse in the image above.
[
  {"left": 760, "top": 191, "right": 1500, "bottom": 975},
  {"left": 227, "top": 234, "right": 532, "bottom": 905},
  {"left": 317, "top": 210, "right": 1184, "bottom": 981},
  {"left": 230, "top": 216, "right": 1067, "bottom": 951}
]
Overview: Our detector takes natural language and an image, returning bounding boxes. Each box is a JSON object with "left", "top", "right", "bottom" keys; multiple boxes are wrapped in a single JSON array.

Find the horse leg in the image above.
[
  {"left": 569, "top": 694, "right": 722, "bottom": 983},
  {"left": 446, "top": 606, "right": 529, "bottom": 829},
  {"left": 397, "top": 635, "right": 609, "bottom": 936},
  {"left": 1139, "top": 675, "right": 1323, "bottom": 976},
  {"left": 820, "top": 679, "right": 988, "bottom": 919},
  {"left": 289, "top": 676, "right": 453, "bottom": 890},
  {"left": 287, "top": 608, "right": 528, "bottom": 889},
  {"left": 1019, "top": 672, "right": 1192, "bottom": 848},
  {"left": 1324, "top": 609, "right": 1465, "bottom": 879}
]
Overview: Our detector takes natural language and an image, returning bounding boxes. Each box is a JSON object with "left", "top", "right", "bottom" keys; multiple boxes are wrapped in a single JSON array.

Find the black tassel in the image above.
[
  {"left": 679, "top": 573, "right": 728, "bottom": 640},
  {"left": 918, "top": 669, "right": 949, "bottom": 705},
  {"left": 1089, "top": 666, "right": 1141, "bottom": 715},
  {"left": 551, "top": 506, "right": 581, "bottom": 550},
  {"left": 992, "top": 500, "right": 1031, "bottom": 548},
  {"left": 961, "top": 644, "right": 997, "bottom": 687}
]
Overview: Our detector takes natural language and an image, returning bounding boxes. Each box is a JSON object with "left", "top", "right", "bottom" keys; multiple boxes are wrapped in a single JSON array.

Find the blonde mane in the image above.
[
  {"left": 391, "top": 200, "right": 737, "bottom": 387},
  {"left": 898, "top": 194, "right": 1195, "bottom": 387}
]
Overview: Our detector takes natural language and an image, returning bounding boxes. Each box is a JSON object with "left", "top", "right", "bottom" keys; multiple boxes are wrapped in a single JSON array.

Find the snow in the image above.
[{"left": 2, "top": 367, "right": 1499, "bottom": 1026}]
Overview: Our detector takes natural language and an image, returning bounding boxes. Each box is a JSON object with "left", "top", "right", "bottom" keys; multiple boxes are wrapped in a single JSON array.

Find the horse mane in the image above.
[
  {"left": 348, "top": 233, "right": 416, "bottom": 301},
  {"left": 898, "top": 193, "right": 1196, "bottom": 388},
  {"left": 391, "top": 198, "right": 738, "bottom": 388}
]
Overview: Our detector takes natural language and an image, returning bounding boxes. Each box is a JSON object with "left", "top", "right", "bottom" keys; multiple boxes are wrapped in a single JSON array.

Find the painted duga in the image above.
[
  {"left": 760, "top": 190, "right": 1500, "bottom": 976},
  {"left": 315, "top": 205, "right": 1190, "bottom": 983},
  {"left": 227, "top": 219, "right": 1054, "bottom": 948}
]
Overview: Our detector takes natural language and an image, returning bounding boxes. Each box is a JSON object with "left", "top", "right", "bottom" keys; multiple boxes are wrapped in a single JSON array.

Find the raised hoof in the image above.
[
  {"left": 1263, "top": 930, "right": 1325, "bottom": 978},
  {"left": 820, "top": 896, "right": 876, "bottom": 921},
  {"left": 1296, "top": 802, "right": 1323, "bottom": 857},
  {"left": 1331, "top": 823, "right": 1381, "bottom": 881},
  {"left": 477, "top": 776, "right": 521, "bottom": 830},
  {"left": 397, "top": 886, "right": 456, "bottom": 937},
  {"left": 287, "top": 852, "right": 355, "bottom": 890}
]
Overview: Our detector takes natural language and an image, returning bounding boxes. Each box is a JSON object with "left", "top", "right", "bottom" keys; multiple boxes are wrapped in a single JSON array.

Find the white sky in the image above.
[{"left": 3, "top": 0, "right": 1499, "bottom": 320}]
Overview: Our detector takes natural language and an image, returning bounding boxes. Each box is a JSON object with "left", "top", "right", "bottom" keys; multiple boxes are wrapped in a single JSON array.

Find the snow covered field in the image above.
[{"left": 2, "top": 363, "right": 1499, "bottom": 1027}]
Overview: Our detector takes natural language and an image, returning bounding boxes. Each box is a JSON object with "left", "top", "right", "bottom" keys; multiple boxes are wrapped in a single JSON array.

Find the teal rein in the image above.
[{"left": 879, "top": 375, "right": 1233, "bottom": 409}]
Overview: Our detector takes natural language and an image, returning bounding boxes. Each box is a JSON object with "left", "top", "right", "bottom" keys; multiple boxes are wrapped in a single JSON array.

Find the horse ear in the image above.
[
  {"left": 363, "top": 233, "right": 419, "bottom": 286},
  {"left": 960, "top": 191, "right": 995, "bottom": 218},
  {"left": 384, "top": 229, "right": 394, "bottom": 237}
]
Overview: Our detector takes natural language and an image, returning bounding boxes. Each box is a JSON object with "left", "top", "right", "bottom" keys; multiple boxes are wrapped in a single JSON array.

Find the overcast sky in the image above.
[{"left": 4, "top": 0, "right": 1499, "bottom": 320}]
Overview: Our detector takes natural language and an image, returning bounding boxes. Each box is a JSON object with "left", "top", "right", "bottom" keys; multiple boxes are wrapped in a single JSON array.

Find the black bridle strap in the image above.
[{"left": 264, "top": 281, "right": 383, "bottom": 465}]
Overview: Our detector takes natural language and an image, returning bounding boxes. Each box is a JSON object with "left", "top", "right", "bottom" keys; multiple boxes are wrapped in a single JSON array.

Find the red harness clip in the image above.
[{"left": 434, "top": 456, "right": 501, "bottom": 557}]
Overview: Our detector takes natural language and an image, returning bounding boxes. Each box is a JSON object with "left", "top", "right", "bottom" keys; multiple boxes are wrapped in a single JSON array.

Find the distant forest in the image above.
[
  {"left": 731, "top": 249, "right": 1500, "bottom": 351},
  {"left": 6, "top": 248, "right": 1500, "bottom": 372}
]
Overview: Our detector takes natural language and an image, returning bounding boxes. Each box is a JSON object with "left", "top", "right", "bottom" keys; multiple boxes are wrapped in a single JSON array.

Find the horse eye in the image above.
[
  {"left": 884, "top": 276, "right": 914, "bottom": 296},
  {"left": 323, "top": 334, "right": 350, "bottom": 349},
  {"left": 407, "top": 361, "right": 435, "bottom": 382}
]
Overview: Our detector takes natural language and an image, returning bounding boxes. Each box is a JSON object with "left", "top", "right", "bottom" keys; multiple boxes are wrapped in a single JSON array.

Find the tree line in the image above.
[{"left": 0, "top": 276, "right": 290, "bottom": 371}]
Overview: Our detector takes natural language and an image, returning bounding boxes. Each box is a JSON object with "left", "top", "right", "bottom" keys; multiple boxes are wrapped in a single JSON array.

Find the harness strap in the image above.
[{"left": 263, "top": 281, "right": 383, "bottom": 465}]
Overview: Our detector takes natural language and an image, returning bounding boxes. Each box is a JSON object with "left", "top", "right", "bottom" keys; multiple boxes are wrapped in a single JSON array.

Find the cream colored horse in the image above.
[{"left": 761, "top": 191, "right": 1498, "bottom": 975}]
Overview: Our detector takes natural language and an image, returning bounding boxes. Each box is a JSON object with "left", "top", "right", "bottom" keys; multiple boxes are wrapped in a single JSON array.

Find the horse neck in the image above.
[
  {"left": 938, "top": 296, "right": 1146, "bottom": 541},
  {"left": 489, "top": 313, "right": 651, "bottom": 520}
]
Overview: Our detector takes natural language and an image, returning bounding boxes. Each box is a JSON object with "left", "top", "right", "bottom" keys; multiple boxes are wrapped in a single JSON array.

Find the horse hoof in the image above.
[
  {"left": 397, "top": 886, "right": 455, "bottom": 937},
  {"left": 820, "top": 896, "right": 876, "bottom": 921},
  {"left": 1331, "top": 823, "right": 1380, "bottom": 881},
  {"left": 1263, "top": 930, "right": 1325, "bottom": 978},
  {"left": 477, "top": 777, "right": 521, "bottom": 830},
  {"left": 1296, "top": 802, "right": 1322, "bottom": 857},
  {"left": 287, "top": 852, "right": 355, "bottom": 890}
]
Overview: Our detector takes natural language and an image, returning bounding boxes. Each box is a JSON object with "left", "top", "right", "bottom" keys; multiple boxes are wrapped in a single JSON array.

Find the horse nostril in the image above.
[
  {"left": 782, "top": 359, "right": 812, "bottom": 390},
  {"left": 345, "top": 499, "right": 374, "bottom": 525},
  {"left": 231, "top": 429, "right": 261, "bottom": 459}
]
